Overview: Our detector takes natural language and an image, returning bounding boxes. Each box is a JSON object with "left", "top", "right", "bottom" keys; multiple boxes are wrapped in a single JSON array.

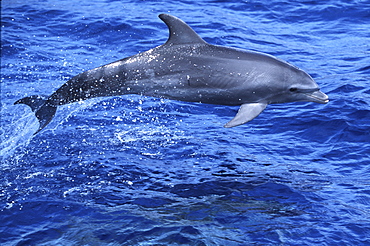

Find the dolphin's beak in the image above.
[{"left": 305, "top": 90, "right": 329, "bottom": 104}]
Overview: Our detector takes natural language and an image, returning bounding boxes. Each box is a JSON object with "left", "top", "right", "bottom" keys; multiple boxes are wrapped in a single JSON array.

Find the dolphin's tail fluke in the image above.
[{"left": 14, "top": 95, "right": 57, "bottom": 134}]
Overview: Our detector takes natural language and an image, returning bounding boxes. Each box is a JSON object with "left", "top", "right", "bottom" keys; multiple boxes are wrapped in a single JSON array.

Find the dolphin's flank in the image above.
[{"left": 15, "top": 13, "right": 328, "bottom": 134}]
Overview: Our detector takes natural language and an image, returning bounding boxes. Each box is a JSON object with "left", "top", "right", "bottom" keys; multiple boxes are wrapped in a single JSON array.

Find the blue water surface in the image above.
[{"left": 1, "top": 0, "right": 370, "bottom": 245}]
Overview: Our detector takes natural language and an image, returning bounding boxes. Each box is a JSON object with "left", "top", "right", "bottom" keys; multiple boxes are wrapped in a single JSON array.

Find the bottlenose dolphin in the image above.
[{"left": 15, "top": 13, "right": 328, "bottom": 134}]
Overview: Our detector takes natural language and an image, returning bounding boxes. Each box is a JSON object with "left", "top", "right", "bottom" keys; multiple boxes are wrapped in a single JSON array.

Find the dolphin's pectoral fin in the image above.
[{"left": 224, "top": 103, "right": 267, "bottom": 128}]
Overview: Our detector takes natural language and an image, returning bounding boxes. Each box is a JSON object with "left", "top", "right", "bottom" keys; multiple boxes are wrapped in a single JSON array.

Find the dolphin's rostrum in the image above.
[{"left": 15, "top": 14, "right": 329, "bottom": 134}]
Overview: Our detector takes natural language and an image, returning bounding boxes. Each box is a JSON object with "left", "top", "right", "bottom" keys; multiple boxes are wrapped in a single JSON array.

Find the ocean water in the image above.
[{"left": 1, "top": 0, "right": 370, "bottom": 245}]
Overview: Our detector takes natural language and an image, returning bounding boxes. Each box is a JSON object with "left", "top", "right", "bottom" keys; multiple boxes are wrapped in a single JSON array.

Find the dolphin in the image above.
[{"left": 15, "top": 13, "right": 328, "bottom": 134}]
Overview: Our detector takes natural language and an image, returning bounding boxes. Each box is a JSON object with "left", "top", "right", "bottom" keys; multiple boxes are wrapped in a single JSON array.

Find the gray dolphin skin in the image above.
[{"left": 15, "top": 13, "right": 328, "bottom": 134}]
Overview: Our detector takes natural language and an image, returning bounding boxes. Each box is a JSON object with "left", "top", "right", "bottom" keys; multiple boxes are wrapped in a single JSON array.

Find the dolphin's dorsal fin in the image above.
[
  {"left": 224, "top": 103, "right": 267, "bottom": 128},
  {"left": 159, "top": 14, "right": 207, "bottom": 45}
]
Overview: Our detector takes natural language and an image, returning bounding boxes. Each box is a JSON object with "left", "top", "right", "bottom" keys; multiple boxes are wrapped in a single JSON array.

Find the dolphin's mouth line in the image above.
[{"left": 303, "top": 92, "right": 329, "bottom": 104}]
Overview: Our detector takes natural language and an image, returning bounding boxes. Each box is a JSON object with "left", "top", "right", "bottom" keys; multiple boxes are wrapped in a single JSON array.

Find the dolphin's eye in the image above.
[{"left": 289, "top": 87, "right": 298, "bottom": 92}]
